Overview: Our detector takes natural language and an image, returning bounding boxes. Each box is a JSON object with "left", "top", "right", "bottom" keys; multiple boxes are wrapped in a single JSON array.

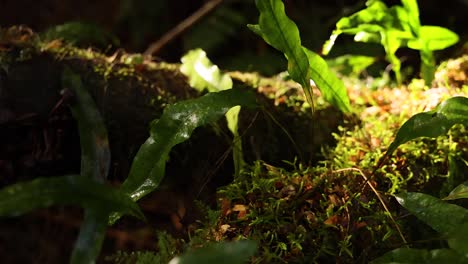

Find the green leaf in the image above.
[
  {"left": 394, "top": 192, "right": 468, "bottom": 235},
  {"left": 249, "top": 0, "right": 351, "bottom": 113},
  {"left": 303, "top": 48, "right": 351, "bottom": 112},
  {"left": 70, "top": 210, "right": 108, "bottom": 264},
  {"left": 448, "top": 222, "right": 468, "bottom": 257},
  {"left": 0, "top": 175, "right": 144, "bottom": 219},
  {"left": 326, "top": 55, "right": 376, "bottom": 76},
  {"left": 62, "top": 67, "right": 110, "bottom": 181},
  {"left": 180, "top": 49, "right": 245, "bottom": 178},
  {"left": 62, "top": 68, "right": 115, "bottom": 263},
  {"left": 180, "top": 48, "right": 233, "bottom": 92},
  {"left": 248, "top": 0, "right": 313, "bottom": 111},
  {"left": 401, "top": 0, "right": 421, "bottom": 35},
  {"left": 444, "top": 181, "right": 468, "bottom": 200},
  {"left": 226, "top": 105, "right": 244, "bottom": 177},
  {"left": 169, "top": 241, "right": 257, "bottom": 264},
  {"left": 118, "top": 89, "right": 256, "bottom": 205},
  {"left": 385, "top": 96, "right": 468, "bottom": 157},
  {"left": 408, "top": 26, "right": 459, "bottom": 51},
  {"left": 371, "top": 248, "right": 468, "bottom": 264},
  {"left": 322, "top": 0, "right": 389, "bottom": 55}
]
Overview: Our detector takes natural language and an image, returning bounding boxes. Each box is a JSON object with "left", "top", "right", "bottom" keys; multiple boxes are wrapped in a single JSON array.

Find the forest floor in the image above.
[
  {"left": 0, "top": 30, "right": 467, "bottom": 263},
  {"left": 107, "top": 55, "right": 468, "bottom": 263}
]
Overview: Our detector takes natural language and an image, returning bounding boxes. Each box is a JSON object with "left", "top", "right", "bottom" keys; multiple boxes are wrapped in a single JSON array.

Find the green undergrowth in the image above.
[{"left": 109, "top": 76, "right": 467, "bottom": 263}]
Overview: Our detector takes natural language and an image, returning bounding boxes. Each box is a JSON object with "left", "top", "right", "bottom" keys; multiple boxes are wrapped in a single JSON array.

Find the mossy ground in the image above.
[
  {"left": 108, "top": 56, "right": 468, "bottom": 263},
  {"left": 4, "top": 28, "right": 466, "bottom": 262}
]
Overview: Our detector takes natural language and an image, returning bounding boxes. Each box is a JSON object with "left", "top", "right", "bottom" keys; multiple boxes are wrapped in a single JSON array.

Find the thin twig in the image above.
[
  {"left": 144, "top": 0, "right": 224, "bottom": 56},
  {"left": 332, "top": 167, "right": 408, "bottom": 245}
]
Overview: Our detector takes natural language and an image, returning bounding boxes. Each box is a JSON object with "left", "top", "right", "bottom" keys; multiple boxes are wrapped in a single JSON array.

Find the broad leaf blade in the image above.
[
  {"left": 180, "top": 48, "right": 233, "bottom": 92},
  {"left": 120, "top": 89, "right": 257, "bottom": 203},
  {"left": 385, "top": 96, "right": 468, "bottom": 157},
  {"left": 303, "top": 48, "right": 351, "bottom": 112},
  {"left": 248, "top": 0, "right": 312, "bottom": 110},
  {"left": 394, "top": 192, "right": 468, "bottom": 235},
  {"left": 169, "top": 241, "right": 257, "bottom": 264},
  {"left": 0, "top": 175, "right": 144, "bottom": 219}
]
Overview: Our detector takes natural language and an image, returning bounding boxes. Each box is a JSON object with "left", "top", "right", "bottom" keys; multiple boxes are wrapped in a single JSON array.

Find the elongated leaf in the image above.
[
  {"left": 371, "top": 248, "right": 468, "bottom": 264},
  {"left": 180, "top": 49, "right": 244, "bottom": 178},
  {"left": 401, "top": 0, "right": 420, "bottom": 35},
  {"left": 303, "top": 48, "right": 351, "bottom": 112},
  {"left": 119, "top": 89, "right": 256, "bottom": 203},
  {"left": 408, "top": 26, "right": 459, "bottom": 51},
  {"left": 63, "top": 68, "right": 115, "bottom": 263},
  {"left": 180, "top": 49, "right": 233, "bottom": 92},
  {"left": 394, "top": 192, "right": 468, "bottom": 235},
  {"left": 71, "top": 209, "right": 108, "bottom": 264},
  {"left": 169, "top": 241, "right": 257, "bottom": 264},
  {"left": 249, "top": 0, "right": 351, "bottom": 113},
  {"left": 226, "top": 105, "right": 244, "bottom": 177},
  {"left": 62, "top": 68, "right": 110, "bottom": 182},
  {"left": 444, "top": 181, "right": 468, "bottom": 200},
  {"left": 0, "top": 175, "right": 144, "bottom": 219},
  {"left": 385, "top": 96, "right": 468, "bottom": 157},
  {"left": 248, "top": 0, "right": 313, "bottom": 111}
]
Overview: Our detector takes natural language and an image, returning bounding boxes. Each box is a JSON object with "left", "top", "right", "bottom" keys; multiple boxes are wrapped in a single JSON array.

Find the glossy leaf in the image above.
[
  {"left": 371, "top": 248, "right": 468, "bottom": 264},
  {"left": 394, "top": 192, "right": 468, "bottom": 235},
  {"left": 444, "top": 181, "right": 468, "bottom": 200},
  {"left": 62, "top": 68, "right": 110, "bottom": 182},
  {"left": 169, "top": 241, "right": 257, "bottom": 264},
  {"left": 180, "top": 49, "right": 244, "bottom": 176},
  {"left": 180, "top": 48, "right": 232, "bottom": 92},
  {"left": 0, "top": 175, "right": 144, "bottom": 219},
  {"left": 408, "top": 26, "right": 459, "bottom": 51},
  {"left": 385, "top": 96, "right": 468, "bottom": 157},
  {"left": 248, "top": 0, "right": 313, "bottom": 111},
  {"left": 119, "top": 89, "right": 257, "bottom": 204},
  {"left": 249, "top": 0, "right": 351, "bottom": 113},
  {"left": 303, "top": 48, "right": 351, "bottom": 112}
]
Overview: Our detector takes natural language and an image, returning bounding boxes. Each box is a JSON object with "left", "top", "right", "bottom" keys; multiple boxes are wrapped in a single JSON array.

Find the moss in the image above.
[{"left": 181, "top": 73, "right": 468, "bottom": 263}]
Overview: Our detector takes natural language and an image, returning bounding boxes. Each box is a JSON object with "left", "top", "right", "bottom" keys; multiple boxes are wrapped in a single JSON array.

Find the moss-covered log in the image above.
[{"left": 0, "top": 28, "right": 345, "bottom": 193}]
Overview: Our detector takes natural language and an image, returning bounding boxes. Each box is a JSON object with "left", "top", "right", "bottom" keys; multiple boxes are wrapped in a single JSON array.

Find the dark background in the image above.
[{"left": 1, "top": 0, "right": 467, "bottom": 75}]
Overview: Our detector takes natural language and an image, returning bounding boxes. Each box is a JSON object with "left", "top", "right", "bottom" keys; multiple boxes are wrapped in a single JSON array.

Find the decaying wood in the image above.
[{"left": 0, "top": 28, "right": 344, "bottom": 191}]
